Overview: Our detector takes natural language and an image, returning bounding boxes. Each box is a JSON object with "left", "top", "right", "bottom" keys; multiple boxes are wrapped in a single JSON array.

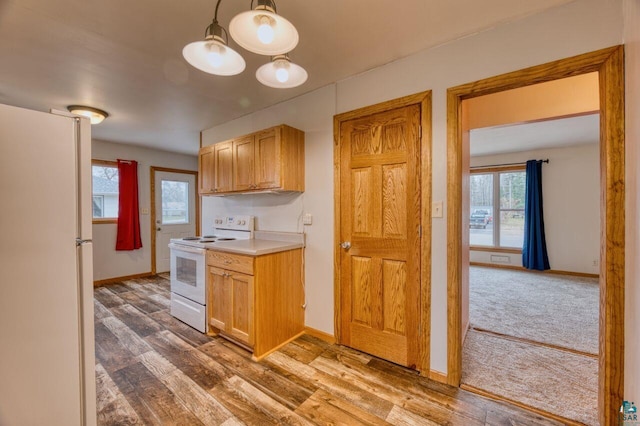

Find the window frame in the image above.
[
  {"left": 92, "top": 159, "right": 119, "bottom": 224},
  {"left": 469, "top": 164, "right": 526, "bottom": 252}
]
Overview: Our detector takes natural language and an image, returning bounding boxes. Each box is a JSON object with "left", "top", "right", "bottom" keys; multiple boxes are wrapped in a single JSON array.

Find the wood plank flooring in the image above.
[{"left": 95, "top": 276, "right": 565, "bottom": 425}]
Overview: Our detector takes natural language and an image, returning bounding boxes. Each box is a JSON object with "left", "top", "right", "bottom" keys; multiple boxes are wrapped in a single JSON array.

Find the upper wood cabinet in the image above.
[
  {"left": 198, "top": 142, "right": 233, "bottom": 194},
  {"left": 199, "top": 125, "right": 304, "bottom": 195},
  {"left": 214, "top": 141, "right": 233, "bottom": 193},
  {"left": 198, "top": 146, "right": 215, "bottom": 194},
  {"left": 232, "top": 135, "right": 256, "bottom": 192}
]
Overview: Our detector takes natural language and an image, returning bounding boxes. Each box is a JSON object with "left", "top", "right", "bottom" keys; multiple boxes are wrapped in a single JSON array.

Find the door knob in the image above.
[
  {"left": 340, "top": 241, "right": 351, "bottom": 249},
  {"left": 156, "top": 227, "right": 161, "bottom": 231}
]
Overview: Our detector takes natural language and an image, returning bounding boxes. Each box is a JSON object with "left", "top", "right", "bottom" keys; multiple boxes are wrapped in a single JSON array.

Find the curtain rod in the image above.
[{"left": 472, "top": 159, "right": 549, "bottom": 169}]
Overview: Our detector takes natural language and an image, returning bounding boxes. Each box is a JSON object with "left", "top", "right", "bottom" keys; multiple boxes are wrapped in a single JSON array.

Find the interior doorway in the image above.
[
  {"left": 462, "top": 107, "right": 601, "bottom": 424},
  {"left": 150, "top": 167, "right": 199, "bottom": 274},
  {"left": 446, "top": 46, "right": 624, "bottom": 426}
]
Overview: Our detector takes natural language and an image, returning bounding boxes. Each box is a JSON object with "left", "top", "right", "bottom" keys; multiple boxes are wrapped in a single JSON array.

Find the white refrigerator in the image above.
[{"left": 0, "top": 103, "right": 97, "bottom": 425}]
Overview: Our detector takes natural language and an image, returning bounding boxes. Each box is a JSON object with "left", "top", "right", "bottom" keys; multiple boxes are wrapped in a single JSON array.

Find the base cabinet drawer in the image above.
[{"left": 207, "top": 251, "right": 253, "bottom": 274}]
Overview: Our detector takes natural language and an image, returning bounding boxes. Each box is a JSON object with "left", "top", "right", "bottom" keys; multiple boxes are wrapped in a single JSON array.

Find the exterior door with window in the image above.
[
  {"left": 339, "top": 104, "right": 421, "bottom": 368},
  {"left": 155, "top": 171, "right": 196, "bottom": 272}
]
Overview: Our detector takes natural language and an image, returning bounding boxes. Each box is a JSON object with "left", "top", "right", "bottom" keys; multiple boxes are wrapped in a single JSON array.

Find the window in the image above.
[
  {"left": 92, "top": 160, "right": 119, "bottom": 222},
  {"left": 470, "top": 166, "right": 525, "bottom": 249},
  {"left": 161, "top": 180, "right": 189, "bottom": 224}
]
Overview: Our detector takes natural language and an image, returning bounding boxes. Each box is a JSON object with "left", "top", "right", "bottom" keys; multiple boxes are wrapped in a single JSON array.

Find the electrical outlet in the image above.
[
  {"left": 592, "top": 259, "right": 599, "bottom": 267},
  {"left": 141, "top": 208, "right": 149, "bottom": 215},
  {"left": 490, "top": 255, "right": 510, "bottom": 263},
  {"left": 303, "top": 213, "right": 313, "bottom": 225}
]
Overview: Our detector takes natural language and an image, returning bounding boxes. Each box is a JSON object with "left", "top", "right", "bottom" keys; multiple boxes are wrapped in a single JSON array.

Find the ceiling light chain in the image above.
[{"left": 183, "top": 0, "right": 307, "bottom": 88}]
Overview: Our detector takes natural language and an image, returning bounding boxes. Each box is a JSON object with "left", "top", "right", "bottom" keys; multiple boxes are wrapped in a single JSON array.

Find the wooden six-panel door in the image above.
[{"left": 339, "top": 104, "right": 421, "bottom": 368}]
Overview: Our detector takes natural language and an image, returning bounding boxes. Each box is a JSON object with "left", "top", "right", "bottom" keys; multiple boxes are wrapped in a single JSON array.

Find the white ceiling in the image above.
[
  {"left": 0, "top": 0, "right": 574, "bottom": 155},
  {"left": 470, "top": 114, "right": 600, "bottom": 157}
]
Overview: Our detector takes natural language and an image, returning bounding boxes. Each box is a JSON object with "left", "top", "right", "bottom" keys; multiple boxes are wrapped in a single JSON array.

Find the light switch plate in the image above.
[
  {"left": 303, "top": 213, "right": 313, "bottom": 225},
  {"left": 432, "top": 201, "right": 443, "bottom": 218},
  {"left": 141, "top": 208, "right": 149, "bottom": 215}
]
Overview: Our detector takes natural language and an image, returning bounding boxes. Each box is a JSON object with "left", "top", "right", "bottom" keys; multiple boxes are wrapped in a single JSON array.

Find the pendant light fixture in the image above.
[
  {"left": 182, "top": 1, "right": 246, "bottom": 76},
  {"left": 256, "top": 54, "right": 307, "bottom": 88},
  {"left": 183, "top": 0, "right": 307, "bottom": 88},
  {"left": 67, "top": 105, "right": 109, "bottom": 124},
  {"left": 229, "top": 0, "right": 298, "bottom": 56}
]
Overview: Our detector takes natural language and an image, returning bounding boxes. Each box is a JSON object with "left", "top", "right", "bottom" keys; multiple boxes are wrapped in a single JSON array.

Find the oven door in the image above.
[{"left": 169, "top": 243, "right": 206, "bottom": 305}]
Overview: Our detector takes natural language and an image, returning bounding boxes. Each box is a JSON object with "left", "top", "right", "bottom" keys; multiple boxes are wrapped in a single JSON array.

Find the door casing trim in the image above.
[
  {"left": 333, "top": 91, "right": 432, "bottom": 374},
  {"left": 446, "top": 45, "right": 625, "bottom": 426},
  {"left": 150, "top": 166, "right": 200, "bottom": 274}
]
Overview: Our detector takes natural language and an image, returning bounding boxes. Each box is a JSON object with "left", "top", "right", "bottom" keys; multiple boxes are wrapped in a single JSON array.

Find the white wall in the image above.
[
  {"left": 201, "top": 0, "right": 624, "bottom": 374},
  {"left": 92, "top": 140, "right": 197, "bottom": 281},
  {"left": 469, "top": 144, "right": 600, "bottom": 274},
  {"left": 624, "top": 0, "right": 640, "bottom": 406}
]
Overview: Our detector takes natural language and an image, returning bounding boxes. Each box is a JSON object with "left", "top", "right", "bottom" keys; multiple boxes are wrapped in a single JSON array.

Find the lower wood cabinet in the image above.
[
  {"left": 208, "top": 266, "right": 253, "bottom": 346},
  {"left": 206, "top": 248, "right": 304, "bottom": 360}
]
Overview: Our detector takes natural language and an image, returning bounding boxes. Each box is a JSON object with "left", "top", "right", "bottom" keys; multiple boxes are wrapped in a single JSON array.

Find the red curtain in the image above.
[{"left": 116, "top": 159, "right": 142, "bottom": 250}]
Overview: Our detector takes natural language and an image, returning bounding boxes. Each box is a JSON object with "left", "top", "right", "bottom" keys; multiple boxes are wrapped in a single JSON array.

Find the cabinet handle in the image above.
[{"left": 224, "top": 260, "right": 232, "bottom": 264}]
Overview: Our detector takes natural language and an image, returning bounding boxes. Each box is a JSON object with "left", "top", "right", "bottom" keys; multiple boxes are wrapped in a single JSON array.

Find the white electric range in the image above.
[{"left": 168, "top": 215, "right": 254, "bottom": 332}]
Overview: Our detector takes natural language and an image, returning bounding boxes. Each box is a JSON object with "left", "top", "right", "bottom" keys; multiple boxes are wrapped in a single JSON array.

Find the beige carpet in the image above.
[
  {"left": 462, "top": 330, "right": 598, "bottom": 425},
  {"left": 469, "top": 266, "right": 599, "bottom": 354},
  {"left": 463, "top": 266, "right": 599, "bottom": 425}
]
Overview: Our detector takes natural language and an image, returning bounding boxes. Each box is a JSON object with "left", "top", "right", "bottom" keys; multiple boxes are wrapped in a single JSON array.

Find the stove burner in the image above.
[
  {"left": 182, "top": 237, "right": 200, "bottom": 241},
  {"left": 199, "top": 239, "right": 216, "bottom": 243},
  {"left": 215, "top": 238, "right": 236, "bottom": 241},
  {"left": 202, "top": 235, "right": 216, "bottom": 239}
]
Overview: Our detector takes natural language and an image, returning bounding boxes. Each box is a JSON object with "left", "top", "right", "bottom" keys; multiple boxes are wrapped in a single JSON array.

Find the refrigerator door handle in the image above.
[{"left": 75, "top": 238, "right": 93, "bottom": 246}]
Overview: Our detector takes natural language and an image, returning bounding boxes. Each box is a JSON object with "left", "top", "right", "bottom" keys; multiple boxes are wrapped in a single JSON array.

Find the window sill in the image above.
[
  {"left": 470, "top": 246, "right": 522, "bottom": 254},
  {"left": 93, "top": 218, "right": 118, "bottom": 225}
]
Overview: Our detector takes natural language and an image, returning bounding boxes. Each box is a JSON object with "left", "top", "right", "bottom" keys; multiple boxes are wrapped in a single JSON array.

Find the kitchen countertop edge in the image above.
[{"left": 203, "top": 240, "right": 305, "bottom": 256}]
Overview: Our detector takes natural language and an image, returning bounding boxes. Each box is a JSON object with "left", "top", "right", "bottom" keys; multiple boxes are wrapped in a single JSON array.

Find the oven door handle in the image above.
[{"left": 169, "top": 243, "right": 206, "bottom": 255}]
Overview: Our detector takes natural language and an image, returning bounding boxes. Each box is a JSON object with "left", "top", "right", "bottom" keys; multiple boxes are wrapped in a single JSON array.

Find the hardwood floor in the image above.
[{"left": 95, "top": 276, "right": 565, "bottom": 425}]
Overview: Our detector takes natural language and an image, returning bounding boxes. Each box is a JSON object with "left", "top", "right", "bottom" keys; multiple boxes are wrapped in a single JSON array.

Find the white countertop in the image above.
[{"left": 204, "top": 231, "right": 305, "bottom": 256}]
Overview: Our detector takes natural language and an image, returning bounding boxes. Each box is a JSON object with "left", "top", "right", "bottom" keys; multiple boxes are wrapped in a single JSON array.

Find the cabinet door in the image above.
[
  {"left": 208, "top": 266, "right": 229, "bottom": 332},
  {"left": 214, "top": 142, "right": 233, "bottom": 193},
  {"left": 232, "top": 136, "right": 255, "bottom": 191},
  {"left": 199, "top": 146, "right": 215, "bottom": 194},
  {"left": 228, "top": 271, "right": 254, "bottom": 346},
  {"left": 254, "top": 128, "right": 280, "bottom": 189}
]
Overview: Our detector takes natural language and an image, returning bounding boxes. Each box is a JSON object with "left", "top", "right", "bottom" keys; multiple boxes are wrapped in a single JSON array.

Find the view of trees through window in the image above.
[
  {"left": 161, "top": 180, "right": 189, "bottom": 224},
  {"left": 470, "top": 168, "right": 526, "bottom": 248},
  {"left": 92, "top": 163, "right": 119, "bottom": 219}
]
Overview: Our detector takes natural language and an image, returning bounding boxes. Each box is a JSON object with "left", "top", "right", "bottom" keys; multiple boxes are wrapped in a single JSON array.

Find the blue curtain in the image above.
[{"left": 522, "top": 160, "right": 550, "bottom": 270}]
